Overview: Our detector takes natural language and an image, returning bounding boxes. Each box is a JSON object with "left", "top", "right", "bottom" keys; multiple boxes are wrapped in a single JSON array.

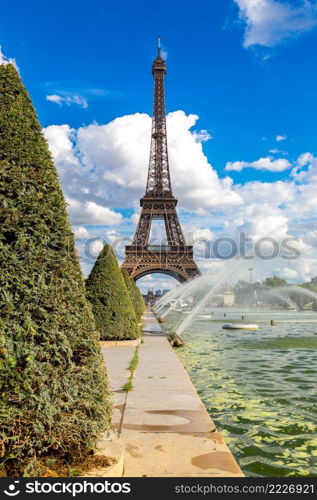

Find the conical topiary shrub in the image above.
[
  {"left": 134, "top": 281, "right": 146, "bottom": 317},
  {"left": 0, "top": 64, "right": 111, "bottom": 475},
  {"left": 121, "top": 269, "right": 145, "bottom": 321},
  {"left": 86, "top": 245, "right": 140, "bottom": 340}
]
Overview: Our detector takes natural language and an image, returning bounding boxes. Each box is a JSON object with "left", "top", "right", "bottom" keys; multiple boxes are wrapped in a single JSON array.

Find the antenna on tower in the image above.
[{"left": 157, "top": 36, "right": 161, "bottom": 57}]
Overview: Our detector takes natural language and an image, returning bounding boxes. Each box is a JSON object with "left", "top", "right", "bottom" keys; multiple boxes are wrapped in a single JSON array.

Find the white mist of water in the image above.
[
  {"left": 175, "top": 259, "right": 245, "bottom": 336},
  {"left": 160, "top": 275, "right": 205, "bottom": 319},
  {"left": 154, "top": 283, "right": 183, "bottom": 312},
  {"left": 155, "top": 261, "right": 317, "bottom": 338},
  {"left": 286, "top": 285, "right": 317, "bottom": 303},
  {"left": 154, "top": 275, "right": 204, "bottom": 314},
  {"left": 260, "top": 286, "right": 317, "bottom": 310},
  {"left": 261, "top": 288, "right": 299, "bottom": 310}
]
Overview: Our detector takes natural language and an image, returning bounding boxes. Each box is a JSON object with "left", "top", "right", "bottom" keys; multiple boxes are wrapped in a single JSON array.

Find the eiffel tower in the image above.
[{"left": 122, "top": 39, "right": 200, "bottom": 283}]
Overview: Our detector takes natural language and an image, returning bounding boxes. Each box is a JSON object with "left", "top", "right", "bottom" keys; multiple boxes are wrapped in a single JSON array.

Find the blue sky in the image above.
[
  {"left": 1, "top": 0, "right": 317, "bottom": 289},
  {"left": 2, "top": 0, "right": 317, "bottom": 178}
]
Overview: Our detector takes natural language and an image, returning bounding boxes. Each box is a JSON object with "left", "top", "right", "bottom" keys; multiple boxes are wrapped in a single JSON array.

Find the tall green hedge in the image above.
[
  {"left": 0, "top": 64, "right": 111, "bottom": 475},
  {"left": 86, "top": 245, "right": 139, "bottom": 340},
  {"left": 121, "top": 269, "right": 145, "bottom": 321},
  {"left": 134, "top": 281, "right": 146, "bottom": 317}
]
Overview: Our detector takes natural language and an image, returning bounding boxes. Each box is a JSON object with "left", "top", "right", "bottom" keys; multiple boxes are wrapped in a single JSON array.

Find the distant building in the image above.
[
  {"left": 162, "top": 289, "right": 170, "bottom": 296},
  {"left": 155, "top": 289, "right": 162, "bottom": 297},
  {"left": 223, "top": 290, "right": 235, "bottom": 307},
  {"left": 204, "top": 294, "right": 223, "bottom": 308},
  {"left": 204, "top": 290, "right": 235, "bottom": 308},
  {"left": 187, "top": 295, "right": 194, "bottom": 304},
  {"left": 145, "top": 289, "right": 155, "bottom": 306}
]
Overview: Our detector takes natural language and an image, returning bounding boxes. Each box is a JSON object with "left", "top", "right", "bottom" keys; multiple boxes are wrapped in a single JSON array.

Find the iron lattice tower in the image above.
[{"left": 122, "top": 40, "right": 200, "bottom": 283}]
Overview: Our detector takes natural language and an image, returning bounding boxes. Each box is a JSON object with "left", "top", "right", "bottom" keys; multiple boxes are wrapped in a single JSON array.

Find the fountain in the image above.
[
  {"left": 154, "top": 285, "right": 181, "bottom": 312},
  {"left": 153, "top": 255, "right": 317, "bottom": 341},
  {"left": 259, "top": 286, "right": 317, "bottom": 312},
  {"left": 260, "top": 287, "right": 300, "bottom": 310},
  {"left": 153, "top": 281, "right": 193, "bottom": 315},
  {"left": 285, "top": 285, "right": 317, "bottom": 307},
  {"left": 160, "top": 275, "right": 206, "bottom": 319},
  {"left": 175, "top": 259, "right": 244, "bottom": 337}
]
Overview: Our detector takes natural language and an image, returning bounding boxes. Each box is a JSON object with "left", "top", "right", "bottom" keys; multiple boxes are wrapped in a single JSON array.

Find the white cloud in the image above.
[
  {"left": 242, "top": 214, "right": 290, "bottom": 241},
  {"left": 66, "top": 199, "right": 122, "bottom": 226},
  {"left": 269, "top": 148, "right": 288, "bottom": 155},
  {"left": 296, "top": 151, "right": 314, "bottom": 167},
  {"left": 302, "top": 230, "right": 317, "bottom": 247},
  {"left": 43, "top": 113, "right": 317, "bottom": 284},
  {"left": 160, "top": 49, "right": 168, "bottom": 60},
  {"left": 88, "top": 239, "right": 104, "bottom": 257},
  {"left": 192, "top": 129, "right": 212, "bottom": 143},
  {"left": 191, "top": 228, "right": 214, "bottom": 241},
  {"left": 277, "top": 267, "right": 298, "bottom": 280},
  {"left": 136, "top": 273, "right": 176, "bottom": 294},
  {"left": 165, "top": 111, "right": 242, "bottom": 212},
  {"left": 46, "top": 94, "right": 88, "bottom": 108},
  {"left": 291, "top": 152, "right": 316, "bottom": 182},
  {"left": 44, "top": 111, "right": 242, "bottom": 216},
  {"left": 233, "top": 0, "right": 317, "bottom": 47},
  {"left": 225, "top": 156, "right": 291, "bottom": 172},
  {"left": 0, "top": 46, "right": 18, "bottom": 69},
  {"left": 276, "top": 134, "right": 287, "bottom": 142},
  {"left": 131, "top": 212, "right": 140, "bottom": 225},
  {"left": 237, "top": 179, "right": 295, "bottom": 206},
  {"left": 44, "top": 124, "right": 78, "bottom": 168},
  {"left": 73, "top": 226, "right": 90, "bottom": 238},
  {"left": 44, "top": 123, "right": 124, "bottom": 226},
  {"left": 46, "top": 95, "right": 63, "bottom": 104}
]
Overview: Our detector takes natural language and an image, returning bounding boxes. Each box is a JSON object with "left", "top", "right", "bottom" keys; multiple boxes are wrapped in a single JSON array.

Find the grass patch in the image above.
[
  {"left": 122, "top": 377, "right": 133, "bottom": 392},
  {"left": 122, "top": 345, "right": 140, "bottom": 392},
  {"left": 128, "top": 346, "right": 140, "bottom": 371}
]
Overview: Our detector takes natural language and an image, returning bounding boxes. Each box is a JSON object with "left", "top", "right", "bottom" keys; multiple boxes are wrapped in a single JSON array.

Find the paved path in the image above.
[{"left": 101, "top": 311, "right": 243, "bottom": 477}]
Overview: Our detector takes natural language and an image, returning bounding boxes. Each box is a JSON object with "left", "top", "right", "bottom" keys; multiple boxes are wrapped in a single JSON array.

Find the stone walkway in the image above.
[{"left": 101, "top": 311, "right": 243, "bottom": 477}]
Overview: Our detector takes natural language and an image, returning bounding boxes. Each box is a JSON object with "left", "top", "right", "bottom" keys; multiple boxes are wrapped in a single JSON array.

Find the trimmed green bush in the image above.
[
  {"left": 121, "top": 269, "right": 145, "bottom": 321},
  {"left": 0, "top": 64, "right": 111, "bottom": 475},
  {"left": 86, "top": 245, "right": 139, "bottom": 340},
  {"left": 134, "top": 282, "right": 146, "bottom": 317}
]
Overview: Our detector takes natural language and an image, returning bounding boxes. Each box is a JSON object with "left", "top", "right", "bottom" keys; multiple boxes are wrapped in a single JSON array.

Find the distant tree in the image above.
[
  {"left": 233, "top": 280, "right": 253, "bottom": 305},
  {"left": 0, "top": 64, "right": 111, "bottom": 475},
  {"left": 234, "top": 280, "right": 251, "bottom": 291},
  {"left": 262, "top": 276, "right": 288, "bottom": 288},
  {"left": 86, "top": 245, "right": 139, "bottom": 340},
  {"left": 301, "top": 279, "right": 317, "bottom": 294},
  {"left": 121, "top": 269, "right": 145, "bottom": 321},
  {"left": 298, "top": 280, "right": 317, "bottom": 310},
  {"left": 134, "top": 281, "right": 146, "bottom": 317}
]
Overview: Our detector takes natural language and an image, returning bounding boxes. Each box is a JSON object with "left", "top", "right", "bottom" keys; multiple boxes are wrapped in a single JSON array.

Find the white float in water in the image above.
[{"left": 223, "top": 323, "right": 259, "bottom": 331}]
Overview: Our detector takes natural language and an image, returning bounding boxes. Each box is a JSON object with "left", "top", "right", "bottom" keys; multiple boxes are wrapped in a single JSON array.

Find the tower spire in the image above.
[
  {"left": 147, "top": 37, "right": 170, "bottom": 196},
  {"left": 157, "top": 36, "right": 161, "bottom": 57}
]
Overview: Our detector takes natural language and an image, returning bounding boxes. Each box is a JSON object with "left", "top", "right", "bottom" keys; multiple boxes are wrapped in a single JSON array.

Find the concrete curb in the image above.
[{"left": 100, "top": 338, "right": 141, "bottom": 348}]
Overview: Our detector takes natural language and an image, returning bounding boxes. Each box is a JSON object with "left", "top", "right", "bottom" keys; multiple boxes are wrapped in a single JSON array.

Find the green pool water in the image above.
[{"left": 163, "top": 308, "right": 317, "bottom": 477}]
